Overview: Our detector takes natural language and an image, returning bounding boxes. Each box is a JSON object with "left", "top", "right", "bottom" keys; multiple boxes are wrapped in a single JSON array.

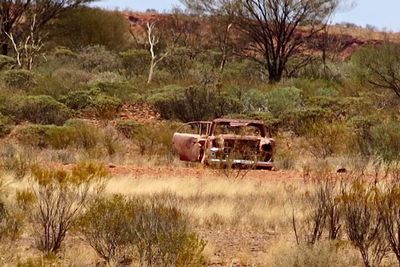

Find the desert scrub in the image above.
[
  {"left": 61, "top": 88, "right": 122, "bottom": 119},
  {"left": 17, "top": 162, "right": 109, "bottom": 254},
  {"left": 78, "top": 195, "right": 206, "bottom": 266},
  {"left": 9, "top": 95, "right": 72, "bottom": 125},
  {"left": 14, "top": 120, "right": 108, "bottom": 150},
  {"left": 2, "top": 69, "right": 38, "bottom": 90}
]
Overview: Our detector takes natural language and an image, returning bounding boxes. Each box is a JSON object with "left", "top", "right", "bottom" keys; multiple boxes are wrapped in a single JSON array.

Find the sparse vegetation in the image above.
[{"left": 0, "top": 1, "right": 398, "bottom": 266}]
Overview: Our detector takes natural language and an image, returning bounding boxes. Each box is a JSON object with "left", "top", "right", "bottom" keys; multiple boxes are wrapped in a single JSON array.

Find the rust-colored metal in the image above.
[{"left": 172, "top": 119, "right": 275, "bottom": 170}]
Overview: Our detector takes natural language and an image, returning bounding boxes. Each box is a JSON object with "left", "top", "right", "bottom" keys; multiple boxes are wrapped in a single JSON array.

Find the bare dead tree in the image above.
[
  {"left": 0, "top": 0, "right": 94, "bottom": 67},
  {"left": 146, "top": 22, "right": 169, "bottom": 84},
  {"left": 6, "top": 14, "right": 45, "bottom": 69},
  {"left": 0, "top": 0, "right": 32, "bottom": 55},
  {"left": 235, "top": 0, "right": 339, "bottom": 83}
]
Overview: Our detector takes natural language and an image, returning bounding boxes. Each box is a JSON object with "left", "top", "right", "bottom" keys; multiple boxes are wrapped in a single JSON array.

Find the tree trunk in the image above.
[{"left": 147, "top": 60, "right": 155, "bottom": 85}]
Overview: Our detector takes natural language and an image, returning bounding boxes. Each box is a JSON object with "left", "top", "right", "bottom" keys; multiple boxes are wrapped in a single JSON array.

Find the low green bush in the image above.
[
  {"left": 266, "top": 87, "right": 303, "bottom": 117},
  {"left": 78, "top": 195, "right": 206, "bottom": 266},
  {"left": 0, "top": 55, "right": 15, "bottom": 70},
  {"left": 2, "top": 69, "right": 37, "bottom": 90},
  {"left": 61, "top": 88, "right": 122, "bottom": 119},
  {"left": 79, "top": 45, "right": 122, "bottom": 73},
  {"left": 150, "top": 84, "right": 239, "bottom": 122},
  {"left": 15, "top": 120, "right": 100, "bottom": 149},
  {"left": 12, "top": 95, "right": 72, "bottom": 125},
  {"left": 370, "top": 121, "right": 400, "bottom": 163},
  {"left": 120, "top": 49, "right": 150, "bottom": 76},
  {"left": 115, "top": 120, "right": 141, "bottom": 139},
  {"left": 0, "top": 113, "right": 11, "bottom": 138}
]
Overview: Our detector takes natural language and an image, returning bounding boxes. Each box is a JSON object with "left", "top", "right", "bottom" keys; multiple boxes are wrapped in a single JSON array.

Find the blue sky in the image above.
[{"left": 93, "top": 0, "right": 400, "bottom": 31}]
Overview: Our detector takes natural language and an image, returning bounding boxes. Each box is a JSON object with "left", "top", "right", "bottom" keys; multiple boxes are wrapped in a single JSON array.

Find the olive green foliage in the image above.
[
  {"left": 266, "top": 87, "right": 303, "bottom": 117},
  {"left": 128, "top": 121, "right": 179, "bottom": 161},
  {"left": 160, "top": 47, "right": 193, "bottom": 79},
  {"left": 120, "top": 49, "right": 150, "bottom": 76},
  {"left": 15, "top": 120, "right": 103, "bottom": 150},
  {"left": 61, "top": 88, "right": 122, "bottom": 119},
  {"left": 370, "top": 122, "right": 400, "bottom": 163},
  {"left": 52, "top": 7, "right": 130, "bottom": 51},
  {"left": 78, "top": 195, "right": 206, "bottom": 266},
  {"left": 0, "top": 113, "right": 11, "bottom": 138},
  {"left": 115, "top": 119, "right": 141, "bottom": 139},
  {"left": 352, "top": 44, "right": 400, "bottom": 98},
  {"left": 79, "top": 45, "right": 122, "bottom": 73},
  {"left": 2, "top": 69, "right": 37, "bottom": 90},
  {"left": 0, "top": 55, "right": 15, "bottom": 70},
  {"left": 303, "top": 122, "right": 347, "bottom": 159},
  {"left": 150, "top": 84, "right": 239, "bottom": 122},
  {"left": 5, "top": 95, "right": 72, "bottom": 125},
  {"left": 20, "top": 162, "right": 108, "bottom": 254}
]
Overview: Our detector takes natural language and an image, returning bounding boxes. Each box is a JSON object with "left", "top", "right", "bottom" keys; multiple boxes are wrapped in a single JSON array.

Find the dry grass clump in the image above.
[{"left": 106, "top": 175, "right": 309, "bottom": 232}]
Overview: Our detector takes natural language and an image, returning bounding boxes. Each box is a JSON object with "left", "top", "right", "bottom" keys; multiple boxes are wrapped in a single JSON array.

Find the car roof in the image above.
[{"left": 212, "top": 118, "right": 265, "bottom": 124}]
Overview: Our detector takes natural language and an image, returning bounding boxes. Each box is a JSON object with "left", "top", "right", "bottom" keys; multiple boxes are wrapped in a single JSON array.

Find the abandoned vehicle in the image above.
[{"left": 172, "top": 118, "right": 275, "bottom": 169}]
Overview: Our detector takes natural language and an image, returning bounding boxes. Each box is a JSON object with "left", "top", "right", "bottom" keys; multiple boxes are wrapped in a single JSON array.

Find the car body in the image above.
[{"left": 172, "top": 118, "right": 275, "bottom": 169}]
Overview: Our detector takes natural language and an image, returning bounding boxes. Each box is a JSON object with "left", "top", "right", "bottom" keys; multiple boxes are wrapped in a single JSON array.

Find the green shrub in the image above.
[
  {"left": 61, "top": 89, "right": 122, "bottom": 119},
  {"left": 129, "top": 122, "right": 178, "bottom": 161},
  {"left": 266, "top": 87, "right": 302, "bottom": 117},
  {"left": 303, "top": 122, "right": 348, "bottom": 159},
  {"left": 77, "top": 195, "right": 137, "bottom": 264},
  {"left": 0, "top": 114, "right": 11, "bottom": 138},
  {"left": 15, "top": 120, "right": 100, "bottom": 149},
  {"left": 2, "top": 69, "right": 37, "bottom": 90},
  {"left": 79, "top": 45, "right": 122, "bottom": 73},
  {"left": 120, "top": 49, "right": 150, "bottom": 76},
  {"left": 93, "top": 81, "right": 141, "bottom": 101},
  {"left": 0, "top": 55, "right": 15, "bottom": 70},
  {"left": 12, "top": 95, "right": 72, "bottom": 125},
  {"left": 91, "top": 93, "right": 122, "bottom": 119},
  {"left": 370, "top": 121, "right": 400, "bottom": 163},
  {"left": 22, "top": 163, "right": 108, "bottom": 254},
  {"left": 51, "top": 68, "right": 93, "bottom": 88},
  {"left": 115, "top": 120, "right": 141, "bottom": 139},
  {"left": 61, "top": 90, "right": 95, "bottom": 110},
  {"left": 160, "top": 47, "right": 193, "bottom": 79},
  {"left": 150, "top": 84, "right": 239, "bottom": 122},
  {"left": 78, "top": 195, "right": 206, "bottom": 267}
]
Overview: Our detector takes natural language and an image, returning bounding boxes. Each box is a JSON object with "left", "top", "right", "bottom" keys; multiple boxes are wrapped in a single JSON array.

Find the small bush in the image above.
[
  {"left": 120, "top": 49, "right": 150, "bottom": 76},
  {"left": 370, "top": 121, "right": 400, "bottom": 163},
  {"left": 115, "top": 120, "right": 141, "bottom": 139},
  {"left": 2, "top": 69, "right": 37, "bottom": 90},
  {"left": 61, "top": 89, "right": 121, "bottom": 119},
  {"left": 77, "top": 195, "right": 137, "bottom": 264},
  {"left": 91, "top": 93, "right": 122, "bottom": 119},
  {"left": 0, "top": 114, "right": 11, "bottom": 138},
  {"left": 15, "top": 120, "right": 101, "bottom": 150},
  {"left": 11, "top": 95, "right": 72, "bottom": 125},
  {"left": 303, "top": 122, "right": 347, "bottom": 159},
  {"left": 150, "top": 84, "right": 239, "bottom": 122},
  {"left": 78, "top": 195, "right": 206, "bottom": 267},
  {"left": 267, "top": 241, "right": 352, "bottom": 267},
  {"left": 79, "top": 45, "right": 122, "bottom": 73},
  {"left": 21, "top": 162, "right": 108, "bottom": 254},
  {"left": 266, "top": 87, "right": 302, "bottom": 117},
  {"left": 0, "top": 55, "right": 15, "bottom": 70}
]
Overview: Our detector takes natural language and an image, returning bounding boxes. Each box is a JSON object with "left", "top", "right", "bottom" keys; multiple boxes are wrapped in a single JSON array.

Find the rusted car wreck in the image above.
[{"left": 172, "top": 118, "right": 275, "bottom": 169}]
